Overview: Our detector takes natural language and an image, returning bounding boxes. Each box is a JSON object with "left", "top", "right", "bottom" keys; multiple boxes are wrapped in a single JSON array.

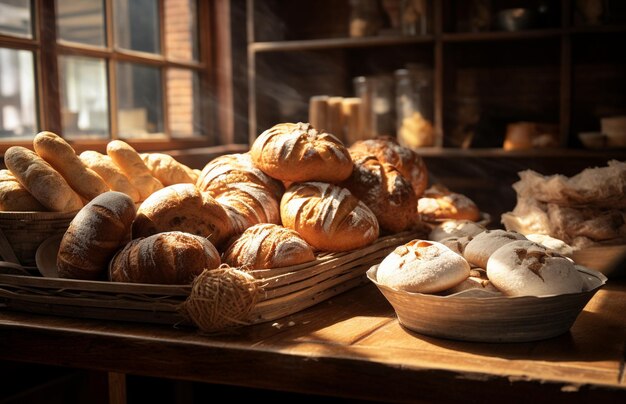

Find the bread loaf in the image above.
[
  {"left": 196, "top": 153, "right": 284, "bottom": 200},
  {"left": 250, "top": 122, "right": 353, "bottom": 183},
  {"left": 4, "top": 146, "right": 83, "bottom": 212},
  {"left": 215, "top": 182, "right": 281, "bottom": 235},
  {"left": 106, "top": 140, "right": 163, "bottom": 200},
  {"left": 79, "top": 150, "right": 141, "bottom": 202},
  {"left": 349, "top": 137, "right": 428, "bottom": 197},
  {"left": 109, "top": 231, "right": 221, "bottom": 284},
  {"left": 223, "top": 223, "right": 315, "bottom": 269},
  {"left": 463, "top": 229, "right": 527, "bottom": 269},
  {"left": 418, "top": 184, "right": 481, "bottom": 222},
  {"left": 428, "top": 219, "right": 486, "bottom": 242},
  {"left": 140, "top": 152, "right": 197, "bottom": 186},
  {"left": 133, "top": 183, "right": 233, "bottom": 248},
  {"left": 0, "top": 169, "right": 46, "bottom": 211},
  {"left": 33, "top": 131, "right": 110, "bottom": 201},
  {"left": 341, "top": 152, "right": 418, "bottom": 234},
  {"left": 280, "top": 182, "right": 379, "bottom": 252},
  {"left": 57, "top": 191, "right": 136, "bottom": 280}
]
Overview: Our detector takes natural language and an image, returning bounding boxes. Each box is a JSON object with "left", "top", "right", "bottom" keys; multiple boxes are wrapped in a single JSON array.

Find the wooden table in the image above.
[{"left": 1, "top": 279, "right": 626, "bottom": 403}]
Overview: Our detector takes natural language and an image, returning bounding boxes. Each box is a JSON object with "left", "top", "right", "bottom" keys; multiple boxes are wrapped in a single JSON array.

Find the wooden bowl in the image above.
[{"left": 367, "top": 265, "right": 607, "bottom": 343}]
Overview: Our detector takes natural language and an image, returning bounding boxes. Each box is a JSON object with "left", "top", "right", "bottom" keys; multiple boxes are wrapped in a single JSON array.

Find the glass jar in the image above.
[
  {"left": 349, "top": 0, "right": 382, "bottom": 37},
  {"left": 353, "top": 74, "right": 395, "bottom": 138},
  {"left": 394, "top": 65, "right": 435, "bottom": 148},
  {"left": 401, "top": 0, "right": 429, "bottom": 35}
]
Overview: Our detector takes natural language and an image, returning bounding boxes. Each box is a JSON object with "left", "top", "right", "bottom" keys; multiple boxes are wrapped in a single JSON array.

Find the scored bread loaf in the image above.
[
  {"left": 222, "top": 223, "right": 315, "bottom": 269},
  {"left": 463, "top": 229, "right": 527, "bottom": 269},
  {"left": 109, "top": 231, "right": 221, "bottom": 284},
  {"left": 57, "top": 191, "right": 136, "bottom": 280},
  {"left": 106, "top": 140, "right": 163, "bottom": 200},
  {"left": 196, "top": 153, "right": 284, "bottom": 200},
  {"left": 215, "top": 182, "right": 281, "bottom": 235},
  {"left": 33, "top": 131, "right": 110, "bottom": 201},
  {"left": 250, "top": 122, "right": 353, "bottom": 183},
  {"left": 133, "top": 183, "right": 233, "bottom": 248},
  {"left": 4, "top": 146, "right": 83, "bottom": 212},
  {"left": 341, "top": 152, "right": 418, "bottom": 234},
  {"left": 418, "top": 184, "right": 481, "bottom": 222},
  {"left": 79, "top": 150, "right": 141, "bottom": 203},
  {"left": 0, "top": 169, "right": 46, "bottom": 211},
  {"left": 350, "top": 137, "right": 429, "bottom": 197},
  {"left": 140, "top": 152, "right": 198, "bottom": 186},
  {"left": 280, "top": 182, "right": 379, "bottom": 252}
]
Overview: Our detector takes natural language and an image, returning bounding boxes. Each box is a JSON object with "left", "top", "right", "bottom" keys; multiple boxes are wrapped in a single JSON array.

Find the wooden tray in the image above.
[{"left": 0, "top": 230, "right": 423, "bottom": 328}]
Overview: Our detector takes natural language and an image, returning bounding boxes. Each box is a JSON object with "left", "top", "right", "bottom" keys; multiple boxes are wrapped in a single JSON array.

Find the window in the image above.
[{"left": 0, "top": 0, "right": 218, "bottom": 153}]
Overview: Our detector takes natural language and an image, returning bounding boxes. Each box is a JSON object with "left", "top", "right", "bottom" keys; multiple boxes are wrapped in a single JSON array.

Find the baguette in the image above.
[
  {"left": 0, "top": 169, "right": 46, "bottom": 211},
  {"left": 106, "top": 140, "right": 163, "bottom": 200},
  {"left": 140, "top": 152, "right": 198, "bottom": 186},
  {"left": 79, "top": 150, "right": 141, "bottom": 202}
]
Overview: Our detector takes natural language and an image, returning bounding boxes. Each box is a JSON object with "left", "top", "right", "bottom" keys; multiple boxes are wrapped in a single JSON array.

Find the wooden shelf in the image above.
[
  {"left": 441, "top": 28, "right": 564, "bottom": 43},
  {"left": 250, "top": 35, "right": 435, "bottom": 53},
  {"left": 414, "top": 147, "right": 626, "bottom": 159}
]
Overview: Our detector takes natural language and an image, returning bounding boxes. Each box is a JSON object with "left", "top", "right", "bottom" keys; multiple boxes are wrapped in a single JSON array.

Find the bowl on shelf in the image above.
[
  {"left": 601, "top": 116, "right": 626, "bottom": 148},
  {"left": 495, "top": 8, "right": 536, "bottom": 32},
  {"left": 578, "top": 131, "right": 608, "bottom": 149}
]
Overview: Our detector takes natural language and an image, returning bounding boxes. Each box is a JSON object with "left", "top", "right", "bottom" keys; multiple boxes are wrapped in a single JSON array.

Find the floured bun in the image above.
[
  {"left": 440, "top": 269, "right": 501, "bottom": 295},
  {"left": 525, "top": 233, "right": 574, "bottom": 257},
  {"left": 487, "top": 240, "right": 584, "bottom": 296},
  {"left": 438, "top": 235, "right": 474, "bottom": 257},
  {"left": 429, "top": 219, "right": 486, "bottom": 242},
  {"left": 376, "top": 240, "right": 470, "bottom": 293},
  {"left": 250, "top": 122, "right": 353, "bottom": 183},
  {"left": 58, "top": 191, "right": 136, "bottom": 280},
  {"left": 463, "top": 229, "right": 527, "bottom": 268},
  {"left": 280, "top": 182, "right": 379, "bottom": 252},
  {"left": 222, "top": 223, "right": 315, "bottom": 269}
]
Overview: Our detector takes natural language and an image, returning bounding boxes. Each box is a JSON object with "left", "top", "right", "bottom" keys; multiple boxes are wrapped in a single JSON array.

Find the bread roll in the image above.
[
  {"left": 349, "top": 137, "right": 428, "bottom": 197},
  {"left": 376, "top": 240, "right": 470, "bottom": 293},
  {"left": 133, "top": 184, "right": 233, "bottom": 248},
  {"left": 79, "top": 150, "right": 141, "bottom": 202},
  {"left": 57, "top": 191, "right": 136, "bottom": 280},
  {"left": 223, "top": 223, "right": 315, "bottom": 269},
  {"left": 418, "top": 184, "right": 480, "bottom": 222},
  {"left": 0, "top": 169, "right": 46, "bottom": 211},
  {"left": 441, "top": 268, "right": 501, "bottom": 295},
  {"left": 280, "top": 182, "right": 379, "bottom": 252},
  {"left": 140, "top": 152, "right": 198, "bottom": 186},
  {"left": 340, "top": 152, "right": 418, "bottom": 234},
  {"left": 429, "top": 220, "right": 486, "bottom": 242},
  {"left": 438, "top": 235, "right": 474, "bottom": 257},
  {"left": 250, "top": 122, "right": 353, "bottom": 183},
  {"left": 109, "top": 231, "right": 221, "bottom": 284},
  {"left": 486, "top": 240, "right": 583, "bottom": 296},
  {"left": 196, "top": 153, "right": 284, "bottom": 200},
  {"left": 33, "top": 131, "right": 109, "bottom": 201},
  {"left": 463, "top": 229, "right": 527, "bottom": 269},
  {"left": 215, "top": 182, "right": 281, "bottom": 235},
  {"left": 106, "top": 140, "right": 163, "bottom": 200},
  {"left": 3, "top": 146, "right": 83, "bottom": 212}
]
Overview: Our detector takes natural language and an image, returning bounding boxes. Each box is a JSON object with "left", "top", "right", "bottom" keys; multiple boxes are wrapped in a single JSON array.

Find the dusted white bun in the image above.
[
  {"left": 429, "top": 220, "right": 486, "bottom": 242},
  {"left": 525, "top": 233, "right": 574, "bottom": 257},
  {"left": 376, "top": 240, "right": 470, "bottom": 293},
  {"left": 486, "top": 240, "right": 584, "bottom": 296},
  {"left": 463, "top": 229, "right": 527, "bottom": 268},
  {"left": 441, "top": 269, "right": 501, "bottom": 295}
]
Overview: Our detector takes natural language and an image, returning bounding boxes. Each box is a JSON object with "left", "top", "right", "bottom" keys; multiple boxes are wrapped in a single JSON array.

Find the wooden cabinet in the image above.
[{"left": 245, "top": 0, "right": 626, "bottom": 154}]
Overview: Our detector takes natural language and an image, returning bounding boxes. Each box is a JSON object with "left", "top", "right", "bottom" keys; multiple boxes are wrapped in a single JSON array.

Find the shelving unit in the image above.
[{"left": 245, "top": 0, "right": 626, "bottom": 155}]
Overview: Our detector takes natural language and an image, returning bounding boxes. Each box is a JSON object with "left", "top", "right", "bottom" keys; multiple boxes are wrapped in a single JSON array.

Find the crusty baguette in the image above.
[
  {"left": 79, "top": 150, "right": 141, "bottom": 202},
  {"left": 140, "top": 152, "right": 197, "bottom": 186},
  {"left": 3, "top": 146, "right": 83, "bottom": 212},
  {"left": 0, "top": 169, "right": 47, "bottom": 211},
  {"left": 106, "top": 140, "right": 163, "bottom": 201},
  {"left": 33, "top": 131, "right": 110, "bottom": 201}
]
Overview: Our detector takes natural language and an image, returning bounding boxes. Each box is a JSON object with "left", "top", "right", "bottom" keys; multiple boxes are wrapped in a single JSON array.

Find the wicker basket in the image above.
[{"left": 0, "top": 211, "right": 77, "bottom": 267}]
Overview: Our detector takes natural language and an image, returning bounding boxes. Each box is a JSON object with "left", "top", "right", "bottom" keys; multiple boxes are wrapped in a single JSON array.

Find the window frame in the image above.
[{"left": 0, "top": 0, "right": 233, "bottom": 155}]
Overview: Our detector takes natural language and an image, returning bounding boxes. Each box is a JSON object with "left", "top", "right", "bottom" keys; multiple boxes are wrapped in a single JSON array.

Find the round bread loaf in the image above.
[
  {"left": 140, "top": 152, "right": 198, "bottom": 186},
  {"left": 376, "top": 240, "right": 470, "bottom": 293},
  {"left": 463, "top": 229, "right": 527, "bottom": 269},
  {"left": 280, "top": 182, "right": 379, "bottom": 252},
  {"left": 196, "top": 152, "right": 284, "bottom": 200},
  {"left": 340, "top": 152, "right": 418, "bottom": 234},
  {"left": 214, "top": 182, "right": 281, "bottom": 235},
  {"left": 486, "top": 240, "right": 584, "bottom": 296},
  {"left": 418, "top": 184, "right": 480, "bottom": 222},
  {"left": 349, "top": 137, "right": 429, "bottom": 197},
  {"left": 33, "top": 131, "right": 110, "bottom": 201},
  {"left": 441, "top": 268, "right": 501, "bottom": 295},
  {"left": 0, "top": 169, "right": 46, "bottom": 211},
  {"left": 525, "top": 234, "right": 574, "bottom": 257},
  {"left": 109, "top": 231, "right": 221, "bottom": 284},
  {"left": 4, "top": 146, "right": 84, "bottom": 212},
  {"left": 133, "top": 184, "right": 233, "bottom": 248},
  {"left": 106, "top": 140, "right": 163, "bottom": 201},
  {"left": 57, "top": 191, "right": 136, "bottom": 280},
  {"left": 250, "top": 122, "right": 353, "bottom": 183},
  {"left": 223, "top": 223, "right": 315, "bottom": 269},
  {"left": 79, "top": 150, "right": 141, "bottom": 202},
  {"left": 429, "top": 219, "right": 486, "bottom": 242},
  {"left": 438, "top": 235, "right": 474, "bottom": 257}
]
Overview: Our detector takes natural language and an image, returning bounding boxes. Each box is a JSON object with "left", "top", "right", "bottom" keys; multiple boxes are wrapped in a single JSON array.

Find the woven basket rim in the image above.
[{"left": 0, "top": 210, "right": 79, "bottom": 221}]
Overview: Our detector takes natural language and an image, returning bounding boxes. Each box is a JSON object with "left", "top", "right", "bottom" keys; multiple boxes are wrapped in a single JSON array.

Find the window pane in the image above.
[
  {"left": 0, "top": 0, "right": 31, "bottom": 38},
  {"left": 57, "top": 0, "right": 106, "bottom": 47},
  {"left": 116, "top": 62, "right": 163, "bottom": 138},
  {"left": 114, "top": 0, "right": 160, "bottom": 54},
  {"left": 59, "top": 56, "right": 109, "bottom": 139},
  {"left": 0, "top": 48, "right": 36, "bottom": 138},
  {"left": 165, "top": 0, "right": 198, "bottom": 61},
  {"left": 167, "top": 69, "right": 202, "bottom": 137}
]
